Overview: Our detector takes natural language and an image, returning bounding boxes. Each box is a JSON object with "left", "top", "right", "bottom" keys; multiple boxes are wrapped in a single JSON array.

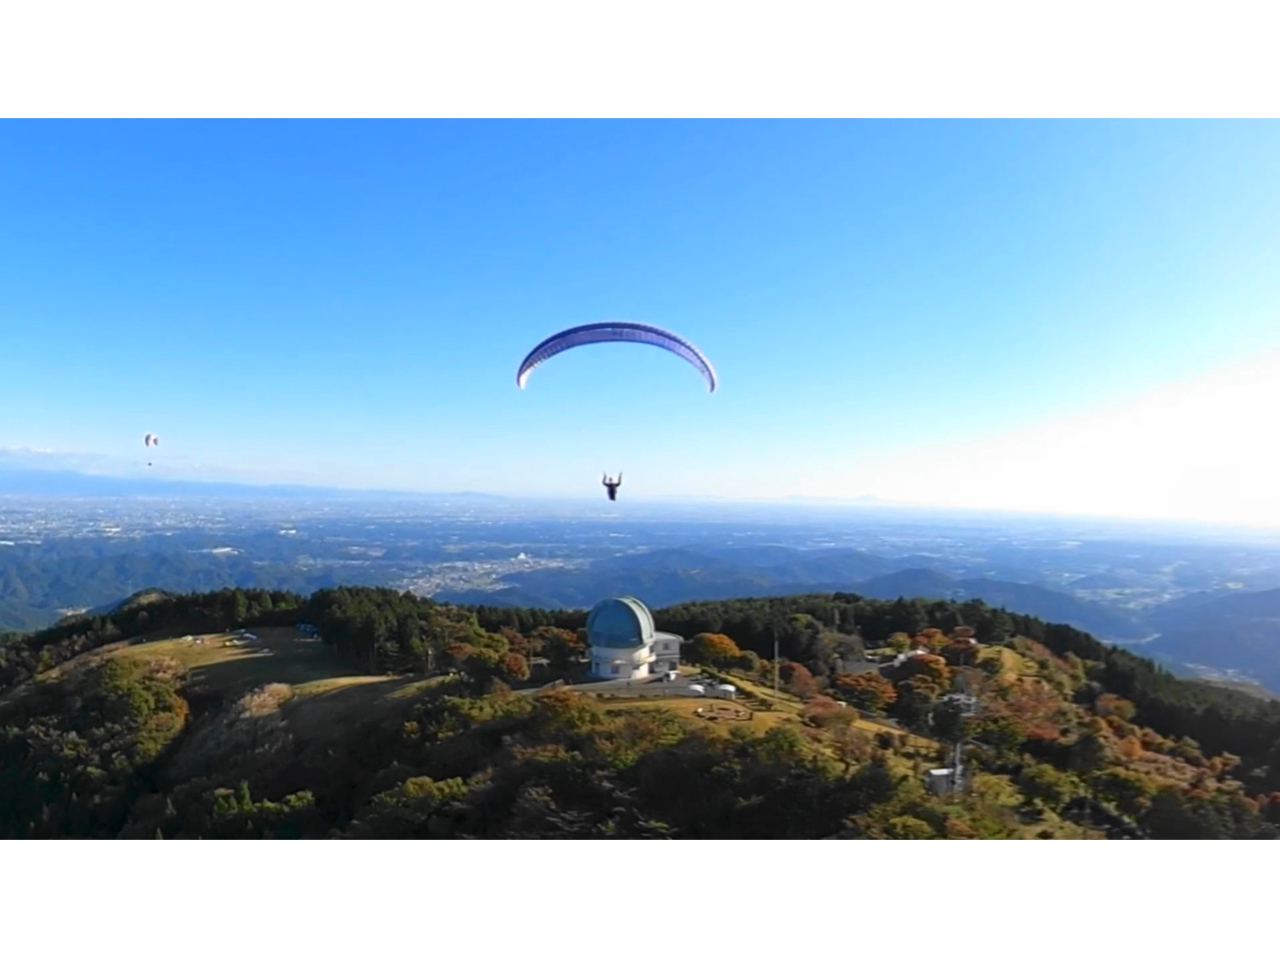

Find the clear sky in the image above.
[{"left": 3, "top": 121, "right": 1279, "bottom": 524}]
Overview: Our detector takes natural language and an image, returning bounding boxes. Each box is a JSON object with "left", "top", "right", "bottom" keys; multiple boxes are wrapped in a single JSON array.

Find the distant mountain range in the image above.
[
  {"left": 851, "top": 569, "right": 1149, "bottom": 639},
  {"left": 1145, "top": 586, "right": 1280, "bottom": 691},
  {"left": 438, "top": 547, "right": 1150, "bottom": 640},
  {"left": 0, "top": 465, "right": 506, "bottom": 501}
]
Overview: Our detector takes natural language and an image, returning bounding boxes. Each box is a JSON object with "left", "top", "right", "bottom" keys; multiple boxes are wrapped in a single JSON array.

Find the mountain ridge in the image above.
[{"left": 438, "top": 548, "right": 1149, "bottom": 641}]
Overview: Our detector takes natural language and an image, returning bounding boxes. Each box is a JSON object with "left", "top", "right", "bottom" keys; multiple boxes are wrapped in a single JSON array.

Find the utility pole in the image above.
[
  {"left": 937, "top": 684, "right": 978, "bottom": 795},
  {"left": 773, "top": 630, "right": 780, "bottom": 695}
]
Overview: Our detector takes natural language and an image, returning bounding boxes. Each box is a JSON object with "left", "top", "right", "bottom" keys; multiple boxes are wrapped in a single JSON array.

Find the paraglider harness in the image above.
[{"left": 603, "top": 472, "right": 622, "bottom": 501}]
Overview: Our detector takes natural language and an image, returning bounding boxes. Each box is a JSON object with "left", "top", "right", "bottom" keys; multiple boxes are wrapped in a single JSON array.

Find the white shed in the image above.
[{"left": 926, "top": 768, "right": 955, "bottom": 795}]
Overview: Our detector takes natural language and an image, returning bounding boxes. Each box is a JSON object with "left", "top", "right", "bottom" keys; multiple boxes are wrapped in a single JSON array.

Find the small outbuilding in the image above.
[{"left": 926, "top": 768, "right": 957, "bottom": 795}]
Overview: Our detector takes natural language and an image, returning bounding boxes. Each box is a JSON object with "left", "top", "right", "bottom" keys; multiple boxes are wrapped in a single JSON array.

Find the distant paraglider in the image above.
[
  {"left": 603, "top": 472, "right": 622, "bottom": 502},
  {"left": 516, "top": 321, "right": 717, "bottom": 392},
  {"left": 144, "top": 433, "right": 159, "bottom": 467}
]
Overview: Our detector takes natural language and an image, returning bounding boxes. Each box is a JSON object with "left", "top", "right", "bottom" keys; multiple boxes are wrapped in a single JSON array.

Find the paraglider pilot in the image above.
[{"left": 603, "top": 472, "right": 622, "bottom": 501}]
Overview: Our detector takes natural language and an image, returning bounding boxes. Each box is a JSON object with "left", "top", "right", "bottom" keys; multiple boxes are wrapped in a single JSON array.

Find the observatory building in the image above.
[{"left": 586, "top": 596, "right": 684, "bottom": 680}]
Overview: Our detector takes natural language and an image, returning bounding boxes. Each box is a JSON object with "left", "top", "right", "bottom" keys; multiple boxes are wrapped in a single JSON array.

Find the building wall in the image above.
[
  {"left": 651, "top": 632, "right": 683, "bottom": 674},
  {"left": 589, "top": 642, "right": 654, "bottom": 679}
]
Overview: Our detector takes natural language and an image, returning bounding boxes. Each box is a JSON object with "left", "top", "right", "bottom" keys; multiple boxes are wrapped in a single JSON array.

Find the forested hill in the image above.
[
  {"left": 474, "top": 592, "right": 1280, "bottom": 766},
  {"left": 3, "top": 585, "right": 1279, "bottom": 839}
]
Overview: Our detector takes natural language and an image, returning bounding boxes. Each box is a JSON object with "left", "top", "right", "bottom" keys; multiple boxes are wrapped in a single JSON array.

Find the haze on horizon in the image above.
[{"left": 3, "top": 121, "right": 1279, "bottom": 527}]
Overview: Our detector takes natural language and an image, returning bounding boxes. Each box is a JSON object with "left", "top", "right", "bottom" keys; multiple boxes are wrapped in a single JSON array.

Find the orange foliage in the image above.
[
  {"left": 1025, "top": 722, "right": 1063, "bottom": 743},
  {"left": 834, "top": 671, "right": 898, "bottom": 712},
  {"left": 1116, "top": 736, "right": 1144, "bottom": 760},
  {"left": 443, "top": 641, "right": 478, "bottom": 667},
  {"left": 500, "top": 652, "right": 530, "bottom": 681},
  {"left": 690, "top": 632, "right": 742, "bottom": 664},
  {"left": 1094, "top": 694, "right": 1137, "bottom": 721},
  {"left": 803, "top": 696, "right": 845, "bottom": 727},
  {"left": 779, "top": 661, "right": 819, "bottom": 699},
  {"left": 916, "top": 628, "right": 949, "bottom": 652},
  {"left": 898, "top": 653, "right": 951, "bottom": 687}
]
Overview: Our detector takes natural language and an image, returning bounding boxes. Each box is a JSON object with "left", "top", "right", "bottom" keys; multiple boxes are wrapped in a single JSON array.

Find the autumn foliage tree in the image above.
[
  {"left": 827, "top": 721, "right": 874, "bottom": 774},
  {"left": 916, "top": 628, "right": 949, "bottom": 653},
  {"left": 500, "top": 653, "right": 531, "bottom": 682},
  {"left": 779, "top": 661, "right": 819, "bottom": 699},
  {"left": 833, "top": 671, "right": 897, "bottom": 714},
  {"left": 942, "top": 638, "right": 979, "bottom": 667},
  {"left": 895, "top": 653, "right": 952, "bottom": 688},
  {"left": 886, "top": 632, "right": 913, "bottom": 654},
  {"left": 442, "top": 642, "right": 478, "bottom": 671},
  {"left": 1093, "top": 694, "right": 1137, "bottom": 721},
  {"left": 688, "top": 632, "right": 741, "bottom": 665},
  {"left": 532, "top": 626, "right": 586, "bottom": 671}
]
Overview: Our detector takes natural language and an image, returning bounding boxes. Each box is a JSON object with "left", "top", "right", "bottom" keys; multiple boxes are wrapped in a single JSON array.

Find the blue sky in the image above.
[{"left": 3, "top": 121, "right": 1279, "bottom": 521}]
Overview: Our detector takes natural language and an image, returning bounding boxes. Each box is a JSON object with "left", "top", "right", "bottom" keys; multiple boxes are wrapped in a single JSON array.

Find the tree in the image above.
[
  {"left": 941, "top": 639, "right": 978, "bottom": 667},
  {"left": 442, "top": 642, "right": 478, "bottom": 671},
  {"left": 689, "top": 633, "right": 742, "bottom": 665},
  {"left": 972, "top": 715, "right": 1028, "bottom": 758},
  {"left": 886, "top": 815, "right": 935, "bottom": 839},
  {"left": 828, "top": 722, "right": 874, "bottom": 774},
  {"left": 1017, "top": 763, "right": 1075, "bottom": 811},
  {"left": 895, "top": 653, "right": 951, "bottom": 688},
  {"left": 916, "top": 628, "right": 949, "bottom": 653},
  {"left": 893, "top": 676, "right": 942, "bottom": 729},
  {"left": 1066, "top": 732, "right": 1109, "bottom": 773},
  {"left": 500, "top": 653, "right": 531, "bottom": 682},
  {"left": 930, "top": 698, "right": 972, "bottom": 743},
  {"left": 499, "top": 627, "right": 532, "bottom": 658},
  {"left": 1094, "top": 693, "right": 1137, "bottom": 721},
  {"left": 534, "top": 626, "right": 585, "bottom": 671},
  {"left": 779, "top": 661, "right": 819, "bottom": 699},
  {"left": 886, "top": 632, "right": 912, "bottom": 654},
  {"left": 1089, "top": 767, "right": 1155, "bottom": 817},
  {"left": 833, "top": 671, "right": 897, "bottom": 714}
]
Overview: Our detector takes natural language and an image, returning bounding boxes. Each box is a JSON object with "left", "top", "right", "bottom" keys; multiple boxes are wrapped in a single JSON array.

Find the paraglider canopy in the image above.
[
  {"left": 516, "top": 321, "right": 717, "bottom": 392},
  {"left": 144, "top": 433, "right": 159, "bottom": 447}
]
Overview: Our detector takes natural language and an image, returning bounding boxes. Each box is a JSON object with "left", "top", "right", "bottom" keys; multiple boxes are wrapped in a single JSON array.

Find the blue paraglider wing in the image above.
[{"left": 516, "top": 322, "right": 717, "bottom": 392}]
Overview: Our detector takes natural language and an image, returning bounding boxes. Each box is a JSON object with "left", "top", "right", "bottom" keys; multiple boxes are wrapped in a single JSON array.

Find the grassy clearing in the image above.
[
  {"left": 977, "top": 646, "right": 1028, "bottom": 681},
  {"left": 282, "top": 674, "right": 452, "bottom": 741},
  {"left": 114, "top": 627, "right": 372, "bottom": 696},
  {"left": 108, "top": 626, "right": 461, "bottom": 740},
  {"left": 603, "top": 694, "right": 800, "bottom": 734}
]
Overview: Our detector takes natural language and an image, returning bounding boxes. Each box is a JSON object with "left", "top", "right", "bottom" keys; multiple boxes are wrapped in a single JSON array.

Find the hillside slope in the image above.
[
  {"left": 3, "top": 585, "right": 1278, "bottom": 839},
  {"left": 855, "top": 569, "right": 1148, "bottom": 640}
]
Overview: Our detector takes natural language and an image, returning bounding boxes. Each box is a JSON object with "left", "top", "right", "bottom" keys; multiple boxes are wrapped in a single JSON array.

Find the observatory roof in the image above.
[{"left": 587, "top": 596, "right": 656, "bottom": 649}]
